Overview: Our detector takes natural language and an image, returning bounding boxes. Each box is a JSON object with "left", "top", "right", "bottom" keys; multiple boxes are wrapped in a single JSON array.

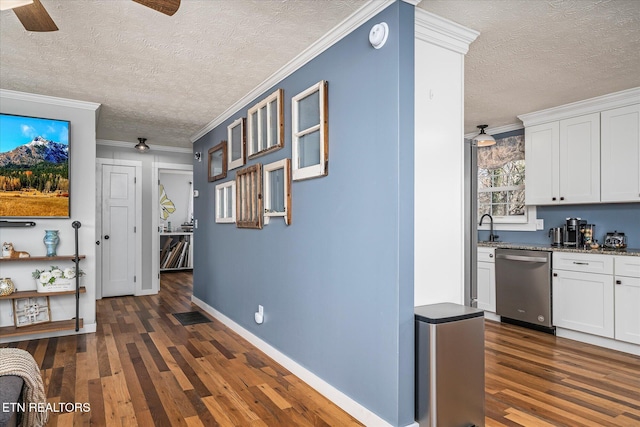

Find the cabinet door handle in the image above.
[
  {"left": 573, "top": 261, "right": 589, "bottom": 265},
  {"left": 489, "top": 254, "right": 494, "bottom": 258},
  {"left": 104, "top": 235, "right": 110, "bottom": 240},
  {"left": 616, "top": 280, "right": 622, "bottom": 285},
  {"left": 553, "top": 273, "right": 558, "bottom": 277},
  {"left": 552, "top": 197, "right": 557, "bottom": 201},
  {"left": 560, "top": 197, "right": 565, "bottom": 201}
]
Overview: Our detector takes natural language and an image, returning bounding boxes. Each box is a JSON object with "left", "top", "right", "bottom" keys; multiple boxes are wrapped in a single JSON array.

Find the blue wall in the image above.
[{"left": 192, "top": 3, "right": 415, "bottom": 426}]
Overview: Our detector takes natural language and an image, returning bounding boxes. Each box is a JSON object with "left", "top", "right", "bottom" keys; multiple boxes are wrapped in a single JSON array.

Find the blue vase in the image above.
[{"left": 43, "top": 230, "right": 60, "bottom": 257}]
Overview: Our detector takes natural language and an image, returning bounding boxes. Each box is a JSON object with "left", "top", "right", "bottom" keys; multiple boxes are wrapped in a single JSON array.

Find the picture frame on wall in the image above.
[
  {"left": 227, "top": 118, "right": 246, "bottom": 170},
  {"left": 235, "top": 163, "right": 263, "bottom": 229},
  {"left": 13, "top": 296, "right": 51, "bottom": 327},
  {"left": 291, "top": 80, "right": 328, "bottom": 181},
  {"left": 208, "top": 141, "right": 228, "bottom": 182}
]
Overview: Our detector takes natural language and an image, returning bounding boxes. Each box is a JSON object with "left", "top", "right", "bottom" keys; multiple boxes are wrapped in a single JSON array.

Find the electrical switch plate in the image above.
[{"left": 536, "top": 219, "right": 544, "bottom": 230}]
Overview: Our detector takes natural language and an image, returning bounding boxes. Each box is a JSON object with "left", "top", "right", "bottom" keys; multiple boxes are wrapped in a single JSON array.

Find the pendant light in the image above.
[
  {"left": 473, "top": 125, "right": 496, "bottom": 147},
  {"left": 135, "top": 137, "right": 150, "bottom": 152}
]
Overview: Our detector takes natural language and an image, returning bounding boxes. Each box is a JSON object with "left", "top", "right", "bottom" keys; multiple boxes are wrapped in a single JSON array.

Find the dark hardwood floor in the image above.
[{"left": 2, "top": 271, "right": 639, "bottom": 426}]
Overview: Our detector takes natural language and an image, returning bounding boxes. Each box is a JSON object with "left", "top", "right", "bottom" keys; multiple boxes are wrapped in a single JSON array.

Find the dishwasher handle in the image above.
[{"left": 496, "top": 254, "right": 549, "bottom": 263}]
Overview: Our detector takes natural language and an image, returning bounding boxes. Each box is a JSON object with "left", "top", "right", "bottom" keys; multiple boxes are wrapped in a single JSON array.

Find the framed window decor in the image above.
[
  {"left": 263, "top": 159, "right": 291, "bottom": 225},
  {"left": 235, "top": 164, "right": 263, "bottom": 229},
  {"left": 208, "top": 141, "right": 227, "bottom": 182},
  {"left": 247, "top": 89, "right": 284, "bottom": 159},
  {"left": 215, "top": 180, "right": 236, "bottom": 223},
  {"left": 292, "top": 80, "right": 328, "bottom": 181},
  {"left": 14, "top": 296, "right": 51, "bottom": 327},
  {"left": 227, "top": 118, "right": 246, "bottom": 170}
]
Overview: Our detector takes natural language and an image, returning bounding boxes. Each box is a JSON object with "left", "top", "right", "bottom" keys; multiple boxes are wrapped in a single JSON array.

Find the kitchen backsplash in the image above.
[{"left": 479, "top": 203, "right": 640, "bottom": 248}]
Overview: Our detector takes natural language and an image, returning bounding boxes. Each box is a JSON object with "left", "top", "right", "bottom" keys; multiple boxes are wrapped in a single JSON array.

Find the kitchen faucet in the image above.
[{"left": 479, "top": 213, "right": 499, "bottom": 242}]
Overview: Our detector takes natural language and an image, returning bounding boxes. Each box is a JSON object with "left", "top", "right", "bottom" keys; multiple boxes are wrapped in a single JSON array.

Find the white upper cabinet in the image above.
[
  {"left": 601, "top": 104, "right": 640, "bottom": 203},
  {"left": 525, "top": 113, "right": 600, "bottom": 205}
]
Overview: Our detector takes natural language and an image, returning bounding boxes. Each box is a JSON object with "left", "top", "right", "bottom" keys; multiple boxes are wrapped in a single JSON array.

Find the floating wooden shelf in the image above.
[
  {"left": 0, "top": 318, "right": 84, "bottom": 338},
  {"left": 0, "top": 286, "right": 86, "bottom": 301},
  {"left": 0, "top": 255, "right": 86, "bottom": 263}
]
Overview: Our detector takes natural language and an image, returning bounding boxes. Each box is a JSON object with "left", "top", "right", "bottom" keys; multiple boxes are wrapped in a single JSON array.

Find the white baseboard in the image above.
[
  {"left": 555, "top": 328, "right": 640, "bottom": 356},
  {"left": 192, "top": 296, "right": 411, "bottom": 427}
]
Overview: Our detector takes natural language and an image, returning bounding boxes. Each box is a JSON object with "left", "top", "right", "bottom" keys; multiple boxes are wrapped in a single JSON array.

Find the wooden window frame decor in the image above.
[
  {"left": 14, "top": 296, "right": 51, "bottom": 327},
  {"left": 215, "top": 180, "right": 236, "bottom": 223},
  {"left": 263, "top": 159, "right": 291, "bottom": 225},
  {"left": 227, "top": 117, "right": 246, "bottom": 170},
  {"left": 247, "top": 89, "right": 285, "bottom": 159},
  {"left": 208, "top": 141, "right": 228, "bottom": 182},
  {"left": 235, "top": 163, "right": 263, "bottom": 229},
  {"left": 292, "top": 80, "right": 328, "bottom": 181}
]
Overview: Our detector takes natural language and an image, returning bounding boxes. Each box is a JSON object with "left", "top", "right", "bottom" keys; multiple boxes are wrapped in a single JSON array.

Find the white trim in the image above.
[
  {"left": 464, "top": 123, "right": 523, "bottom": 140},
  {"left": 189, "top": 0, "right": 395, "bottom": 142},
  {"left": 402, "top": 0, "right": 421, "bottom": 5},
  {"left": 97, "top": 138, "right": 192, "bottom": 154},
  {"left": 478, "top": 206, "right": 538, "bottom": 231},
  {"left": 415, "top": 9, "right": 479, "bottom": 55},
  {"left": 152, "top": 162, "right": 194, "bottom": 293},
  {"left": 95, "top": 158, "right": 142, "bottom": 299},
  {"left": 0, "top": 89, "right": 101, "bottom": 111},
  {"left": 518, "top": 87, "right": 640, "bottom": 127},
  {"left": 556, "top": 327, "right": 640, "bottom": 356},
  {"left": 191, "top": 296, "right": 397, "bottom": 427}
]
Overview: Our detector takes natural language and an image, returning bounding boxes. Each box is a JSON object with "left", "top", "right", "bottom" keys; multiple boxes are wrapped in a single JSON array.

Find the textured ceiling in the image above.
[
  {"left": 418, "top": 0, "right": 640, "bottom": 135},
  {"left": 1, "top": 0, "right": 639, "bottom": 149},
  {"left": 0, "top": 0, "right": 365, "bottom": 149}
]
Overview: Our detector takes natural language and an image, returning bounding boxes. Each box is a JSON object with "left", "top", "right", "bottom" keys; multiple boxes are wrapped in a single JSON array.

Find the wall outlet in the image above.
[{"left": 536, "top": 219, "right": 544, "bottom": 230}]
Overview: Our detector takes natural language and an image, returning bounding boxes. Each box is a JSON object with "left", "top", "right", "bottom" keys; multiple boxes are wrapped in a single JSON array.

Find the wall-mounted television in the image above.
[{"left": 0, "top": 113, "right": 71, "bottom": 218}]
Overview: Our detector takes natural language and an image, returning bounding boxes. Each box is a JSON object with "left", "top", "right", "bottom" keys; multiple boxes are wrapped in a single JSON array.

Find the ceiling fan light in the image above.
[
  {"left": 473, "top": 124, "right": 496, "bottom": 147},
  {"left": 135, "top": 137, "right": 150, "bottom": 152},
  {"left": 0, "top": 0, "right": 33, "bottom": 11}
]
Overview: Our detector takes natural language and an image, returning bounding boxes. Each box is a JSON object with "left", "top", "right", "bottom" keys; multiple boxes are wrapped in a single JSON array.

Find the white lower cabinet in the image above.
[
  {"left": 553, "top": 269, "right": 614, "bottom": 338},
  {"left": 477, "top": 248, "right": 495, "bottom": 313},
  {"left": 614, "top": 256, "right": 640, "bottom": 345}
]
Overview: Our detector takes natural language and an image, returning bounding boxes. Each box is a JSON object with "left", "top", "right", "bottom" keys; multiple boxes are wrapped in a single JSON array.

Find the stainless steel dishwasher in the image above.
[{"left": 495, "top": 248, "right": 553, "bottom": 329}]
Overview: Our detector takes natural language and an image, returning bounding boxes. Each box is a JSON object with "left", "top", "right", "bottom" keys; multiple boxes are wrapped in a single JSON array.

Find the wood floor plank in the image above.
[{"left": 3, "top": 272, "right": 639, "bottom": 426}]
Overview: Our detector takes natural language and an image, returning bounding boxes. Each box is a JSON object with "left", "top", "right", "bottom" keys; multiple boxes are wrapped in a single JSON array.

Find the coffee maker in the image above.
[{"left": 564, "top": 217, "right": 587, "bottom": 247}]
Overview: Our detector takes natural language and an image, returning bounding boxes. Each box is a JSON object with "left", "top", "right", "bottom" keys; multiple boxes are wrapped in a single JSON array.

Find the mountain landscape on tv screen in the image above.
[{"left": 0, "top": 137, "right": 70, "bottom": 217}]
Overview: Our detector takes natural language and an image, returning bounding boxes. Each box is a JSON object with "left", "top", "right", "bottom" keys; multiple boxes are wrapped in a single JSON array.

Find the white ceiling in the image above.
[{"left": 1, "top": 0, "right": 639, "bottom": 150}]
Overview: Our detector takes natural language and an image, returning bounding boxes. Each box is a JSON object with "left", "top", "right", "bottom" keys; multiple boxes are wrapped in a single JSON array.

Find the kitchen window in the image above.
[{"left": 478, "top": 130, "right": 537, "bottom": 231}]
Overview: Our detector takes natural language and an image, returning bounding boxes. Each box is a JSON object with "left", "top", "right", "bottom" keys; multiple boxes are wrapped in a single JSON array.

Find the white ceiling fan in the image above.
[{"left": 0, "top": 0, "right": 181, "bottom": 32}]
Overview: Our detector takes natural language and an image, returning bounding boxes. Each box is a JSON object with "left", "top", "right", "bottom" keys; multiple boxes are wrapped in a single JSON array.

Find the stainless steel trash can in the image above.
[{"left": 415, "top": 303, "right": 485, "bottom": 427}]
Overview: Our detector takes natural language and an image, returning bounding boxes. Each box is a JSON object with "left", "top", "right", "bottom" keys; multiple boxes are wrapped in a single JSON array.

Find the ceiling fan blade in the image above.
[
  {"left": 13, "top": 0, "right": 58, "bottom": 32},
  {"left": 132, "top": 0, "right": 180, "bottom": 16}
]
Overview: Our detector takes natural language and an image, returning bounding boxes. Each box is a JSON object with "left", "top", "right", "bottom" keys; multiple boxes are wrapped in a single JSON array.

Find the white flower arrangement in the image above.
[{"left": 32, "top": 265, "right": 84, "bottom": 286}]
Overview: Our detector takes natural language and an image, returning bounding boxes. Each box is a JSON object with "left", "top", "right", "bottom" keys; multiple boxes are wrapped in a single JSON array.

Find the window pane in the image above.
[
  {"left": 268, "top": 168, "right": 285, "bottom": 213},
  {"left": 231, "top": 125, "right": 242, "bottom": 161},
  {"left": 493, "top": 204, "right": 507, "bottom": 216},
  {"left": 259, "top": 106, "right": 267, "bottom": 150},
  {"left": 268, "top": 100, "right": 278, "bottom": 148},
  {"left": 297, "top": 131, "right": 320, "bottom": 168},
  {"left": 250, "top": 112, "right": 258, "bottom": 154},
  {"left": 211, "top": 150, "right": 223, "bottom": 176},
  {"left": 225, "top": 186, "right": 233, "bottom": 218},
  {"left": 217, "top": 189, "right": 224, "bottom": 217},
  {"left": 298, "top": 90, "right": 320, "bottom": 130}
]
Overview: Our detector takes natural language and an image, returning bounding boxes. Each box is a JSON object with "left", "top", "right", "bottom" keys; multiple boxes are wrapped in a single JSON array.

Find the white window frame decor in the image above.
[
  {"left": 227, "top": 117, "right": 246, "bottom": 170},
  {"left": 247, "top": 89, "right": 284, "bottom": 159},
  {"left": 292, "top": 80, "right": 328, "bottom": 181},
  {"left": 263, "top": 159, "right": 291, "bottom": 226},
  {"left": 215, "top": 180, "right": 236, "bottom": 223}
]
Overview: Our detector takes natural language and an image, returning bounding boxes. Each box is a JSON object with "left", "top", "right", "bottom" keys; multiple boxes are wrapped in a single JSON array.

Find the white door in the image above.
[
  {"left": 524, "top": 122, "right": 559, "bottom": 205},
  {"left": 102, "top": 164, "right": 136, "bottom": 297},
  {"left": 559, "top": 113, "right": 600, "bottom": 204},
  {"left": 476, "top": 261, "right": 496, "bottom": 313}
]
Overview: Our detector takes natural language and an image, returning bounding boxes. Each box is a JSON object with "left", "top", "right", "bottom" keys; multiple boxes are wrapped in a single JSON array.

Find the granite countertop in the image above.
[{"left": 478, "top": 241, "right": 640, "bottom": 257}]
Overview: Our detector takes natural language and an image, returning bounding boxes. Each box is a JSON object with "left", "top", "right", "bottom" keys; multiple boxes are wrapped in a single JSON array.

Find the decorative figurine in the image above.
[{"left": 1, "top": 242, "right": 31, "bottom": 258}]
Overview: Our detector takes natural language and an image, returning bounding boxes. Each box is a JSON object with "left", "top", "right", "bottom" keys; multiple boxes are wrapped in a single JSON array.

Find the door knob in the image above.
[{"left": 104, "top": 235, "right": 110, "bottom": 240}]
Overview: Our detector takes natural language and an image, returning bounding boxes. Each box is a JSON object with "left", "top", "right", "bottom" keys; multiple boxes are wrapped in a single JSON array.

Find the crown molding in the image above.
[
  {"left": 0, "top": 89, "right": 101, "bottom": 112},
  {"left": 415, "top": 8, "right": 479, "bottom": 55},
  {"left": 190, "top": 0, "right": 396, "bottom": 143},
  {"left": 518, "top": 87, "right": 640, "bottom": 127},
  {"left": 401, "top": 0, "right": 421, "bottom": 5},
  {"left": 97, "top": 139, "right": 192, "bottom": 154},
  {"left": 464, "top": 123, "right": 523, "bottom": 140}
]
